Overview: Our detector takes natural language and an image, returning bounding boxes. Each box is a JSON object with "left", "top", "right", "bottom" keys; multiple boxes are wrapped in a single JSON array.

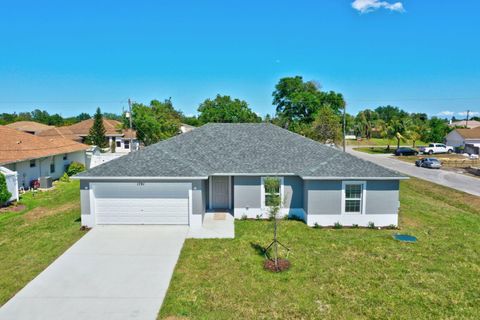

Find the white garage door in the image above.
[{"left": 93, "top": 182, "right": 190, "bottom": 225}]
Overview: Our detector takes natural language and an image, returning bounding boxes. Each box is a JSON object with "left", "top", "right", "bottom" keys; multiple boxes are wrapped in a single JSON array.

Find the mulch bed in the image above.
[
  {"left": 264, "top": 258, "right": 291, "bottom": 272},
  {"left": 0, "top": 204, "right": 26, "bottom": 213}
]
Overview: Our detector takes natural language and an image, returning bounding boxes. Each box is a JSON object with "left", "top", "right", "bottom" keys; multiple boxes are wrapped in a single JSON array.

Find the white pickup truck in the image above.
[{"left": 419, "top": 143, "right": 454, "bottom": 155}]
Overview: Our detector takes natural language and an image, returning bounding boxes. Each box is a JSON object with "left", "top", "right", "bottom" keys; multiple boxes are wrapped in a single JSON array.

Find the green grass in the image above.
[
  {"left": 160, "top": 178, "right": 480, "bottom": 319},
  {"left": 354, "top": 147, "right": 396, "bottom": 154},
  {"left": 0, "top": 180, "right": 86, "bottom": 306},
  {"left": 347, "top": 138, "right": 427, "bottom": 147}
]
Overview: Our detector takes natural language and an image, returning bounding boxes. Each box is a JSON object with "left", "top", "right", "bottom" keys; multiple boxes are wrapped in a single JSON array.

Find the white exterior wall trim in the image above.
[{"left": 306, "top": 214, "right": 397, "bottom": 227}]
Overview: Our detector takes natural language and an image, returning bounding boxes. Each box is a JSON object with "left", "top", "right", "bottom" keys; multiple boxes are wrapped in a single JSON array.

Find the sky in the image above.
[{"left": 0, "top": 0, "right": 479, "bottom": 119}]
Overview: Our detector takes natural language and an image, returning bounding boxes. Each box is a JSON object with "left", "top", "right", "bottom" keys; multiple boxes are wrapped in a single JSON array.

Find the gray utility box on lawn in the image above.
[{"left": 39, "top": 176, "right": 53, "bottom": 189}]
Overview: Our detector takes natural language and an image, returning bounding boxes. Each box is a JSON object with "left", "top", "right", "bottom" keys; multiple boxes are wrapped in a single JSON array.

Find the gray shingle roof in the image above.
[{"left": 77, "top": 123, "right": 405, "bottom": 179}]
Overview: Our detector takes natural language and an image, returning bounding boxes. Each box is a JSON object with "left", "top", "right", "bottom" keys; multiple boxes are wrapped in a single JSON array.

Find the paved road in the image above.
[
  {"left": 348, "top": 147, "right": 480, "bottom": 197},
  {"left": 0, "top": 225, "right": 188, "bottom": 320}
]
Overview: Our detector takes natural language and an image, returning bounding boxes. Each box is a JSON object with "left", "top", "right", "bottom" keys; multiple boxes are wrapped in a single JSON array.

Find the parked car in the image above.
[
  {"left": 419, "top": 143, "right": 454, "bottom": 155},
  {"left": 394, "top": 147, "right": 418, "bottom": 156},
  {"left": 415, "top": 158, "right": 442, "bottom": 169}
]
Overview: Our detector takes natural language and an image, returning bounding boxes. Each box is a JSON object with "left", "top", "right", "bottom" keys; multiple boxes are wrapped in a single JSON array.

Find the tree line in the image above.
[{"left": 2, "top": 76, "right": 466, "bottom": 149}]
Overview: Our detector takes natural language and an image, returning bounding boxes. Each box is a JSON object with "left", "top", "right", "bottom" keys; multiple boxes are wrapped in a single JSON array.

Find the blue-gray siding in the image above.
[
  {"left": 364, "top": 180, "right": 399, "bottom": 214},
  {"left": 304, "top": 180, "right": 342, "bottom": 215},
  {"left": 233, "top": 176, "right": 261, "bottom": 208}
]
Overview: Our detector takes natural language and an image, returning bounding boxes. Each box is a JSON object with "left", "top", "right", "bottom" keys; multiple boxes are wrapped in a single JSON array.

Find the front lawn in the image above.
[
  {"left": 0, "top": 180, "right": 86, "bottom": 306},
  {"left": 160, "top": 178, "right": 480, "bottom": 319}
]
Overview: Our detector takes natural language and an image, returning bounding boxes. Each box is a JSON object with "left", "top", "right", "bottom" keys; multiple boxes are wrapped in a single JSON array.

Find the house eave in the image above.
[
  {"left": 71, "top": 176, "right": 209, "bottom": 181},
  {"left": 301, "top": 176, "right": 409, "bottom": 180}
]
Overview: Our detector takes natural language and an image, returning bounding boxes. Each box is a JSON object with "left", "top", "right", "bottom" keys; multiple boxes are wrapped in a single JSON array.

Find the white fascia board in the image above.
[
  {"left": 209, "top": 173, "right": 296, "bottom": 176},
  {"left": 301, "top": 176, "right": 409, "bottom": 180},
  {"left": 71, "top": 176, "right": 208, "bottom": 180}
]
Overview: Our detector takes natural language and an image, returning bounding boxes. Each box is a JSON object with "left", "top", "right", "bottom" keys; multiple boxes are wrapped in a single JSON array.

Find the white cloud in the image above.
[
  {"left": 458, "top": 111, "right": 479, "bottom": 116},
  {"left": 352, "top": 0, "right": 405, "bottom": 14},
  {"left": 438, "top": 111, "right": 455, "bottom": 117}
]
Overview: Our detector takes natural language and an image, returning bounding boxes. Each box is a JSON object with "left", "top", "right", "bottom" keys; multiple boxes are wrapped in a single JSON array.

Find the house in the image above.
[
  {"left": 448, "top": 119, "right": 480, "bottom": 129},
  {"left": 5, "top": 121, "right": 54, "bottom": 135},
  {"left": 64, "top": 118, "right": 139, "bottom": 152},
  {"left": 445, "top": 126, "right": 480, "bottom": 151},
  {"left": 0, "top": 126, "right": 88, "bottom": 188},
  {"left": 75, "top": 123, "right": 406, "bottom": 228},
  {"left": 37, "top": 126, "right": 83, "bottom": 142}
]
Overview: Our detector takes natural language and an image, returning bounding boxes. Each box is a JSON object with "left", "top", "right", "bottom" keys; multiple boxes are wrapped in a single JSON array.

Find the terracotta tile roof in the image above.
[
  {"left": 37, "top": 126, "right": 83, "bottom": 142},
  {"left": 455, "top": 126, "right": 480, "bottom": 139},
  {"left": 5, "top": 121, "right": 54, "bottom": 134},
  {"left": 0, "top": 126, "right": 89, "bottom": 165},
  {"left": 65, "top": 118, "right": 124, "bottom": 136}
]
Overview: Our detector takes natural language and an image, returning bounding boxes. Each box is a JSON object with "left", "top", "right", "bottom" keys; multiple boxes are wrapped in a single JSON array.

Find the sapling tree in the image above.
[{"left": 264, "top": 177, "right": 289, "bottom": 271}]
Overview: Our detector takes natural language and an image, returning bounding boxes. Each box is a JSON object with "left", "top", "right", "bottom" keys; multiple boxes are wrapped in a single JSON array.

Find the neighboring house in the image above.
[
  {"left": 445, "top": 126, "right": 480, "bottom": 151},
  {"left": 64, "top": 118, "right": 139, "bottom": 152},
  {"left": 180, "top": 123, "right": 196, "bottom": 133},
  {"left": 75, "top": 123, "right": 406, "bottom": 228},
  {"left": 0, "top": 166, "right": 19, "bottom": 202},
  {"left": 448, "top": 119, "right": 480, "bottom": 129},
  {"left": 0, "top": 126, "right": 88, "bottom": 188},
  {"left": 37, "top": 126, "right": 83, "bottom": 142},
  {"left": 5, "top": 121, "right": 54, "bottom": 135}
]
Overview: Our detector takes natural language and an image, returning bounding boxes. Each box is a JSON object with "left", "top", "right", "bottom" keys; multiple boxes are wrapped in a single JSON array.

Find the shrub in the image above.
[
  {"left": 256, "top": 214, "right": 262, "bottom": 220},
  {"left": 241, "top": 214, "right": 247, "bottom": 220},
  {"left": 352, "top": 224, "right": 359, "bottom": 228},
  {"left": 333, "top": 222, "right": 342, "bottom": 229},
  {"left": 368, "top": 221, "right": 375, "bottom": 229},
  {"left": 387, "top": 224, "right": 397, "bottom": 230},
  {"left": 0, "top": 173, "right": 12, "bottom": 205},
  {"left": 60, "top": 172, "right": 70, "bottom": 182},
  {"left": 313, "top": 222, "right": 321, "bottom": 229},
  {"left": 66, "top": 162, "right": 85, "bottom": 176}
]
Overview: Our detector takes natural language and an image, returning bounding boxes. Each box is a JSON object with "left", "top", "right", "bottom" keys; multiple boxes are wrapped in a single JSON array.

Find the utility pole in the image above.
[
  {"left": 342, "top": 104, "right": 346, "bottom": 152},
  {"left": 466, "top": 109, "right": 470, "bottom": 128},
  {"left": 128, "top": 98, "right": 133, "bottom": 151}
]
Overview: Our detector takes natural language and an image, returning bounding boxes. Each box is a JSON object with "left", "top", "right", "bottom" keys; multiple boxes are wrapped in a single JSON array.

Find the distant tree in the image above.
[
  {"left": 355, "top": 109, "right": 378, "bottom": 139},
  {"left": 87, "top": 108, "right": 107, "bottom": 147},
  {"left": 182, "top": 115, "right": 201, "bottom": 127},
  {"left": 49, "top": 113, "right": 64, "bottom": 126},
  {"left": 197, "top": 95, "right": 261, "bottom": 123},
  {"left": 424, "top": 117, "right": 450, "bottom": 143},
  {"left": 128, "top": 99, "right": 181, "bottom": 146},
  {"left": 103, "top": 112, "right": 123, "bottom": 121},
  {"left": 308, "top": 106, "right": 342, "bottom": 144},
  {"left": 374, "top": 106, "right": 408, "bottom": 123},
  {"left": 76, "top": 112, "right": 91, "bottom": 121},
  {"left": 272, "top": 76, "right": 345, "bottom": 131}
]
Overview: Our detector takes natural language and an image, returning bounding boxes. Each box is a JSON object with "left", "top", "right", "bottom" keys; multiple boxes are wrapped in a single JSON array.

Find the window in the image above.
[
  {"left": 342, "top": 182, "right": 365, "bottom": 214},
  {"left": 116, "top": 141, "right": 121, "bottom": 148},
  {"left": 50, "top": 163, "right": 55, "bottom": 173},
  {"left": 124, "top": 140, "right": 130, "bottom": 149},
  {"left": 30, "top": 160, "right": 36, "bottom": 167},
  {"left": 63, "top": 154, "right": 68, "bottom": 160},
  {"left": 261, "top": 177, "right": 284, "bottom": 208}
]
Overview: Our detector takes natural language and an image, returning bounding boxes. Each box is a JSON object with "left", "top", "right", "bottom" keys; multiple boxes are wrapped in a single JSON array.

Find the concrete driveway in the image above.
[
  {"left": 0, "top": 225, "right": 188, "bottom": 320},
  {"left": 348, "top": 147, "right": 480, "bottom": 196}
]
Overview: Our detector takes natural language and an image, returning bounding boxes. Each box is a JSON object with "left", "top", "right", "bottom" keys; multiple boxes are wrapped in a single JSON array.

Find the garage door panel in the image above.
[{"left": 93, "top": 182, "right": 190, "bottom": 225}]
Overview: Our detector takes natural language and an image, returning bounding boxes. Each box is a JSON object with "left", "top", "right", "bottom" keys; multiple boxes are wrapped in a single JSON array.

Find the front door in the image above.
[{"left": 211, "top": 176, "right": 230, "bottom": 209}]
